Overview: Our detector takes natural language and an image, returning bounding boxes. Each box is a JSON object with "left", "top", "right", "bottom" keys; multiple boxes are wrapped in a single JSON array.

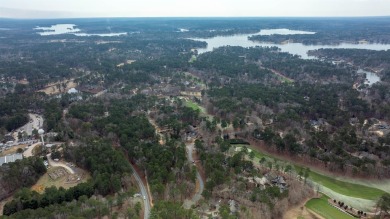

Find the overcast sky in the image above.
[{"left": 1, "top": 0, "right": 390, "bottom": 18}]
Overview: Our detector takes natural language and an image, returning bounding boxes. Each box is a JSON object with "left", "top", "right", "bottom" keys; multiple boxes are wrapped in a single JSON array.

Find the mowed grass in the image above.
[
  {"left": 189, "top": 55, "right": 197, "bottom": 63},
  {"left": 185, "top": 100, "right": 202, "bottom": 111},
  {"left": 243, "top": 145, "right": 387, "bottom": 200},
  {"left": 306, "top": 195, "right": 355, "bottom": 219},
  {"left": 184, "top": 100, "right": 214, "bottom": 121},
  {"left": 308, "top": 171, "right": 386, "bottom": 200}
]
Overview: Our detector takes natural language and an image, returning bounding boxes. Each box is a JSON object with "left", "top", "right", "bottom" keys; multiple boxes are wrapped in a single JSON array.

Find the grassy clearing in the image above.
[
  {"left": 306, "top": 195, "right": 355, "bottom": 219},
  {"left": 32, "top": 167, "right": 90, "bottom": 193},
  {"left": 307, "top": 171, "right": 386, "bottom": 200},
  {"left": 189, "top": 55, "right": 197, "bottom": 63},
  {"left": 0, "top": 144, "right": 27, "bottom": 156}
]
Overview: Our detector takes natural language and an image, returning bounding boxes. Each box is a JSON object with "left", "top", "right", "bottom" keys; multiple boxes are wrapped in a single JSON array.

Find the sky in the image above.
[{"left": 1, "top": 0, "right": 390, "bottom": 18}]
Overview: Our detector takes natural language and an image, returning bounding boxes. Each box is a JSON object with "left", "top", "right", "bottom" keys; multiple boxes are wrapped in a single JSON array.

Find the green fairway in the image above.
[
  {"left": 184, "top": 100, "right": 214, "bottom": 121},
  {"left": 189, "top": 55, "right": 197, "bottom": 63},
  {"left": 278, "top": 75, "right": 294, "bottom": 83},
  {"left": 306, "top": 195, "right": 355, "bottom": 219},
  {"left": 185, "top": 100, "right": 202, "bottom": 111},
  {"left": 308, "top": 170, "right": 386, "bottom": 200}
]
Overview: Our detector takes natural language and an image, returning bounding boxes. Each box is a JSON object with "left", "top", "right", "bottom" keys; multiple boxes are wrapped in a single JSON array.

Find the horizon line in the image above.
[{"left": 1, "top": 15, "right": 390, "bottom": 20}]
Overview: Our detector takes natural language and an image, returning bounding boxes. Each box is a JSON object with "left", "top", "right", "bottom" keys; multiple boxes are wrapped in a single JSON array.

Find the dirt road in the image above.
[{"left": 46, "top": 154, "right": 75, "bottom": 174}]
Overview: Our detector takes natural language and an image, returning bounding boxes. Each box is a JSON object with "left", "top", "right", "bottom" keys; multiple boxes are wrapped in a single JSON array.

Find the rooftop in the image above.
[{"left": 0, "top": 153, "right": 23, "bottom": 166}]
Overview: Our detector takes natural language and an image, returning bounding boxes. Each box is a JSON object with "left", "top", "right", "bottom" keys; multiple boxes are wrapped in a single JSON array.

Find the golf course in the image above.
[
  {"left": 190, "top": 100, "right": 388, "bottom": 218},
  {"left": 305, "top": 195, "right": 355, "bottom": 219}
]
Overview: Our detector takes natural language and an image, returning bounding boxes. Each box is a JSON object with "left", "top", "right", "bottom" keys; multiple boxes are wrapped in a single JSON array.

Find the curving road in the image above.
[
  {"left": 186, "top": 142, "right": 204, "bottom": 204},
  {"left": 46, "top": 153, "right": 75, "bottom": 174},
  {"left": 130, "top": 165, "right": 151, "bottom": 219},
  {"left": 23, "top": 142, "right": 40, "bottom": 157}
]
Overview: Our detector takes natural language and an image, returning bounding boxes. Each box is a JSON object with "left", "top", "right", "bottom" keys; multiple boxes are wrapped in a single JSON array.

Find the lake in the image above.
[
  {"left": 74, "top": 33, "right": 127, "bottom": 37},
  {"left": 256, "top": 28, "right": 316, "bottom": 35},
  {"left": 357, "top": 69, "right": 381, "bottom": 86},
  {"left": 34, "top": 24, "right": 81, "bottom": 36},
  {"left": 190, "top": 29, "right": 390, "bottom": 59},
  {"left": 35, "top": 24, "right": 127, "bottom": 37}
]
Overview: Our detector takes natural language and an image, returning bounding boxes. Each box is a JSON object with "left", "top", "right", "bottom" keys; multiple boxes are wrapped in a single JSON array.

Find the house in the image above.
[
  {"left": 377, "top": 124, "right": 390, "bottom": 130},
  {"left": 45, "top": 144, "right": 56, "bottom": 148},
  {"left": 46, "top": 132, "right": 58, "bottom": 138},
  {"left": 264, "top": 118, "right": 274, "bottom": 126},
  {"left": 246, "top": 178, "right": 256, "bottom": 189},
  {"left": 254, "top": 176, "right": 269, "bottom": 189},
  {"left": 3, "top": 134, "right": 15, "bottom": 142},
  {"left": 350, "top": 117, "right": 359, "bottom": 125},
  {"left": 67, "top": 88, "right": 79, "bottom": 94},
  {"left": 140, "top": 88, "right": 152, "bottom": 95},
  {"left": 310, "top": 119, "right": 327, "bottom": 131},
  {"left": 271, "top": 176, "right": 287, "bottom": 192},
  {"left": 228, "top": 200, "right": 237, "bottom": 214}
]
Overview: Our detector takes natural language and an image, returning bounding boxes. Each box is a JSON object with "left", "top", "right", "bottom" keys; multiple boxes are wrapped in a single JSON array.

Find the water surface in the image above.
[
  {"left": 35, "top": 24, "right": 81, "bottom": 35},
  {"left": 257, "top": 28, "right": 316, "bottom": 35},
  {"left": 74, "top": 32, "right": 127, "bottom": 37},
  {"left": 35, "top": 24, "right": 126, "bottom": 37},
  {"left": 190, "top": 29, "right": 390, "bottom": 59},
  {"left": 357, "top": 69, "right": 381, "bottom": 86}
]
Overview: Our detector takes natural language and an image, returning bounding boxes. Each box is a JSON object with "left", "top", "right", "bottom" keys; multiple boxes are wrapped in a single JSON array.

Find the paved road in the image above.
[
  {"left": 46, "top": 153, "right": 75, "bottom": 174},
  {"left": 130, "top": 165, "right": 151, "bottom": 219},
  {"left": 186, "top": 143, "right": 204, "bottom": 204}
]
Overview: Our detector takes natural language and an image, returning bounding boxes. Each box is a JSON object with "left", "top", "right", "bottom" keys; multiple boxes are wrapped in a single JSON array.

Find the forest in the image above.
[{"left": 1, "top": 17, "right": 390, "bottom": 218}]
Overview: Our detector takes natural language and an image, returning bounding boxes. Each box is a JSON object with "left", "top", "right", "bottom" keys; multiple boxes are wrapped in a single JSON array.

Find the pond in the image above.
[{"left": 357, "top": 69, "right": 381, "bottom": 86}]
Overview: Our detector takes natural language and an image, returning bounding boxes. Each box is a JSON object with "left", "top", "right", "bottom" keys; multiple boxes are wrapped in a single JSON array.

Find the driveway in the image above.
[{"left": 186, "top": 143, "right": 204, "bottom": 204}]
